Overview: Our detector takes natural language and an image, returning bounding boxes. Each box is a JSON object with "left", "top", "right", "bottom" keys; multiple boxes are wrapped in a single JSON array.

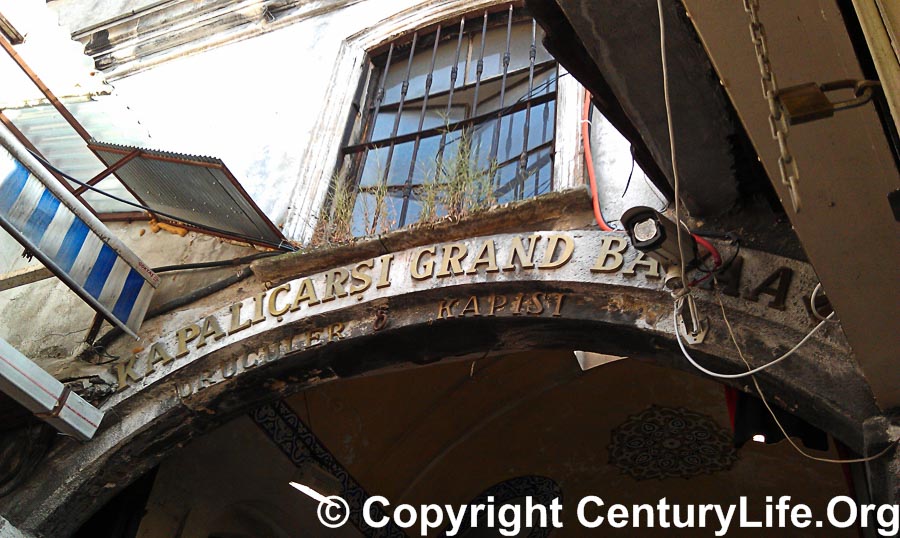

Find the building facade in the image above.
[{"left": 0, "top": 0, "right": 898, "bottom": 536}]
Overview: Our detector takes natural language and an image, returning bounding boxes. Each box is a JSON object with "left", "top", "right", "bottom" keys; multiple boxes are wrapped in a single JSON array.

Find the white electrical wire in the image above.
[
  {"left": 654, "top": 1, "right": 896, "bottom": 463},
  {"left": 809, "top": 282, "right": 837, "bottom": 322},
  {"left": 713, "top": 290, "right": 898, "bottom": 464},
  {"left": 656, "top": 0, "right": 688, "bottom": 284},
  {"left": 674, "top": 298, "right": 834, "bottom": 379}
]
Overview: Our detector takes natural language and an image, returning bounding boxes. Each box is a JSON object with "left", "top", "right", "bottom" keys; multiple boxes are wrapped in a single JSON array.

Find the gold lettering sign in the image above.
[{"left": 113, "top": 232, "right": 690, "bottom": 392}]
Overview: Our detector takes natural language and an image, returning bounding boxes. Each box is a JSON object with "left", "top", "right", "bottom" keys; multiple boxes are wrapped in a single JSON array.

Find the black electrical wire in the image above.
[
  {"left": 620, "top": 145, "right": 636, "bottom": 198},
  {"left": 26, "top": 150, "right": 297, "bottom": 252},
  {"left": 697, "top": 237, "right": 741, "bottom": 274},
  {"left": 152, "top": 251, "right": 280, "bottom": 273},
  {"left": 77, "top": 267, "right": 254, "bottom": 364}
]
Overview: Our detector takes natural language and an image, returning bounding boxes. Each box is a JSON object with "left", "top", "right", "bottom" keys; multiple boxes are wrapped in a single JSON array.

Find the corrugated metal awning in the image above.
[{"left": 89, "top": 140, "right": 288, "bottom": 249}]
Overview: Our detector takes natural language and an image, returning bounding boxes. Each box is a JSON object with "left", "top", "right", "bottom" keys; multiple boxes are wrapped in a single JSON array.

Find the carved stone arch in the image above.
[{"left": 0, "top": 230, "right": 880, "bottom": 536}]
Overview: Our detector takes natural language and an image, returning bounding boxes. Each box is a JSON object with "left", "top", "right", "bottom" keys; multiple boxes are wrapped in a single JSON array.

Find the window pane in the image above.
[
  {"left": 350, "top": 192, "right": 376, "bottom": 236},
  {"left": 371, "top": 106, "right": 466, "bottom": 140},
  {"left": 383, "top": 37, "right": 468, "bottom": 104},
  {"left": 475, "top": 68, "right": 555, "bottom": 113},
  {"left": 527, "top": 100, "right": 556, "bottom": 150},
  {"left": 359, "top": 147, "right": 387, "bottom": 187},
  {"left": 466, "top": 22, "right": 552, "bottom": 83},
  {"left": 344, "top": 12, "right": 557, "bottom": 238},
  {"left": 495, "top": 145, "right": 553, "bottom": 203}
]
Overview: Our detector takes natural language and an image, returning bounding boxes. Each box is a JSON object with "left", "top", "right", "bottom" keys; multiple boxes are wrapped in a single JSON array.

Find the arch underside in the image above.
[{"left": 1, "top": 276, "right": 879, "bottom": 537}]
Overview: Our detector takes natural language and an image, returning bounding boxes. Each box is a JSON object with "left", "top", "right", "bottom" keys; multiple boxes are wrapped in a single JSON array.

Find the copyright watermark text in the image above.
[{"left": 296, "top": 490, "right": 899, "bottom": 537}]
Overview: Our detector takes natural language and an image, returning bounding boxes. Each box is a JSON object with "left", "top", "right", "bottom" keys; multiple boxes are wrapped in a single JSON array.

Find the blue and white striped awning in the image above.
[{"left": 0, "top": 128, "right": 158, "bottom": 337}]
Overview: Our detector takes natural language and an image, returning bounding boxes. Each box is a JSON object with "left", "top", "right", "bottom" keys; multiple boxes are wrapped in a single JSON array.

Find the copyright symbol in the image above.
[{"left": 317, "top": 496, "right": 350, "bottom": 528}]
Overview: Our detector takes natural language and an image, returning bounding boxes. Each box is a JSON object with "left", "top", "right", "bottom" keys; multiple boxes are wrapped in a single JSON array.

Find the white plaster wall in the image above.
[
  {"left": 49, "top": 0, "right": 164, "bottom": 32},
  {"left": 0, "top": 228, "right": 41, "bottom": 276},
  {"left": 78, "top": 0, "right": 421, "bottom": 234},
  {"left": 0, "top": 0, "right": 663, "bottom": 369},
  {"left": 0, "top": 221, "right": 260, "bottom": 371}
]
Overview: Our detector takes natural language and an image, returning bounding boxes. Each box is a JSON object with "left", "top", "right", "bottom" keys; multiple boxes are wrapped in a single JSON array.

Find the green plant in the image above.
[
  {"left": 434, "top": 128, "right": 498, "bottom": 219},
  {"left": 312, "top": 171, "right": 354, "bottom": 246},
  {"left": 363, "top": 179, "right": 392, "bottom": 235},
  {"left": 415, "top": 173, "right": 441, "bottom": 223}
]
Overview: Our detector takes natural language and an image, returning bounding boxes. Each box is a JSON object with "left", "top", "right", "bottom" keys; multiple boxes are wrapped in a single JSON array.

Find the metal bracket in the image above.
[
  {"left": 676, "top": 295, "right": 708, "bottom": 345},
  {"left": 373, "top": 306, "right": 388, "bottom": 331}
]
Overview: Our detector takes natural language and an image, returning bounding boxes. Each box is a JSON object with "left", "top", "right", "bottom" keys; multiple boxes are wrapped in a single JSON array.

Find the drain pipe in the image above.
[{"left": 0, "top": 337, "right": 103, "bottom": 441}]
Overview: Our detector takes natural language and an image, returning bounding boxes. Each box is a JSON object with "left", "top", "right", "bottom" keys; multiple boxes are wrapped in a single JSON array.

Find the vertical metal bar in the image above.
[
  {"left": 399, "top": 25, "right": 442, "bottom": 226},
  {"left": 539, "top": 100, "right": 552, "bottom": 195},
  {"left": 517, "top": 20, "right": 538, "bottom": 200},
  {"left": 488, "top": 6, "right": 514, "bottom": 165},
  {"left": 376, "top": 32, "right": 418, "bottom": 228},
  {"left": 433, "top": 18, "right": 466, "bottom": 184},
  {"left": 469, "top": 12, "right": 490, "bottom": 168},
  {"left": 470, "top": 12, "right": 489, "bottom": 117},
  {"left": 353, "top": 43, "right": 395, "bottom": 196},
  {"left": 368, "top": 43, "right": 395, "bottom": 143}
]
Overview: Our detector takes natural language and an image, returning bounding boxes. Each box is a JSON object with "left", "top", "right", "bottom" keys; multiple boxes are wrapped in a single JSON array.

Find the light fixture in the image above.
[
  {"left": 752, "top": 434, "right": 767, "bottom": 443},
  {"left": 621, "top": 206, "right": 697, "bottom": 268},
  {"left": 573, "top": 351, "right": 627, "bottom": 371},
  {"left": 289, "top": 482, "right": 337, "bottom": 506}
]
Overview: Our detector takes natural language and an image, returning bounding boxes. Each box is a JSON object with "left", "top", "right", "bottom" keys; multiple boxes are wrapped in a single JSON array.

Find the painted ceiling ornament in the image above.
[{"left": 608, "top": 405, "right": 738, "bottom": 480}]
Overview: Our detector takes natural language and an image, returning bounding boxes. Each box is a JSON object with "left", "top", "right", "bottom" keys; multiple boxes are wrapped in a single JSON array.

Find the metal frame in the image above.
[
  {"left": 342, "top": 6, "right": 559, "bottom": 233},
  {"left": 1, "top": 32, "right": 287, "bottom": 249},
  {"left": 87, "top": 143, "right": 286, "bottom": 247}
]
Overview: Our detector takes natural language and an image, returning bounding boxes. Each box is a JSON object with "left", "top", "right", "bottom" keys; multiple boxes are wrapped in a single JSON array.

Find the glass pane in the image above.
[
  {"left": 383, "top": 37, "right": 469, "bottom": 104},
  {"left": 467, "top": 119, "right": 497, "bottom": 169},
  {"left": 466, "top": 22, "right": 552, "bottom": 83},
  {"left": 371, "top": 111, "right": 419, "bottom": 140},
  {"left": 525, "top": 145, "right": 554, "bottom": 196},
  {"left": 410, "top": 135, "right": 444, "bottom": 184},
  {"left": 372, "top": 107, "right": 466, "bottom": 140},
  {"left": 357, "top": 141, "right": 418, "bottom": 187},
  {"left": 359, "top": 147, "right": 388, "bottom": 187},
  {"left": 350, "top": 192, "right": 375, "bottom": 236},
  {"left": 495, "top": 146, "right": 553, "bottom": 203},
  {"left": 351, "top": 190, "right": 404, "bottom": 235},
  {"left": 527, "top": 100, "right": 556, "bottom": 150},
  {"left": 475, "top": 68, "right": 556, "bottom": 113}
]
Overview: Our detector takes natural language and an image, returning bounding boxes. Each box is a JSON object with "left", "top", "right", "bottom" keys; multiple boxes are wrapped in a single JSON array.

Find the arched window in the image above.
[{"left": 338, "top": 6, "right": 558, "bottom": 236}]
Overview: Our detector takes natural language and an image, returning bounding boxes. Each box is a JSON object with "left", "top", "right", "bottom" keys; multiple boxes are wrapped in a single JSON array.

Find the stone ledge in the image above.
[{"left": 251, "top": 186, "right": 593, "bottom": 283}]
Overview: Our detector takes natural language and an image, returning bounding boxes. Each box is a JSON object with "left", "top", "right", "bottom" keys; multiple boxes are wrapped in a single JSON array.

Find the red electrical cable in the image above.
[
  {"left": 582, "top": 91, "right": 614, "bottom": 231},
  {"left": 692, "top": 233, "right": 722, "bottom": 268},
  {"left": 582, "top": 92, "right": 720, "bottom": 277},
  {"left": 687, "top": 233, "right": 722, "bottom": 287}
]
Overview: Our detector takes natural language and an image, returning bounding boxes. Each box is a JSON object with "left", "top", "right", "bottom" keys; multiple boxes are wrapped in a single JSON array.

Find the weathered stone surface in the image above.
[
  {"left": 252, "top": 187, "right": 594, "bottom": 284},
  {"left": 0, "top": 228, "right": 883, "bottom": 537}
]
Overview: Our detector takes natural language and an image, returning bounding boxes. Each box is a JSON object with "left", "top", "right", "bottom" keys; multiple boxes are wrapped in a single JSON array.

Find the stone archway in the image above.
[{"left": 0, "top": 230, "right": 881, "bottom": 536}]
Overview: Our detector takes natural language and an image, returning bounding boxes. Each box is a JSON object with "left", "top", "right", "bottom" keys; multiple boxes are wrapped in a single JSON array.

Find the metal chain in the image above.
[{"left": 743, "top": 0, "right": 801, "bottom": 212}]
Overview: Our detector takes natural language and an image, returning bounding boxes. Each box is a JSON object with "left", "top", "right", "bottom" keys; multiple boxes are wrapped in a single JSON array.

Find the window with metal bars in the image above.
[{"left": 339, "top": 6, "right": 558, "bottom": 236}]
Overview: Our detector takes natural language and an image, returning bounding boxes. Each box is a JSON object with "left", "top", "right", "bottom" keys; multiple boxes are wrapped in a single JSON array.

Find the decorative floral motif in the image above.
[
  {"left": 251, "top": 401, "right": 405, "bottom": 537},
  {"left": 608, "top": 405, "right": 737, "bottom": 480},
  {"left": 446, "top": 476, "right": 562, "bottom": 537}
]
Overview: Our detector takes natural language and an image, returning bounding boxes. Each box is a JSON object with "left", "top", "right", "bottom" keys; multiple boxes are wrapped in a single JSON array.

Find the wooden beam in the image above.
[{"left": 0, "top": 265, "right": 54, "bottom": 292}]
